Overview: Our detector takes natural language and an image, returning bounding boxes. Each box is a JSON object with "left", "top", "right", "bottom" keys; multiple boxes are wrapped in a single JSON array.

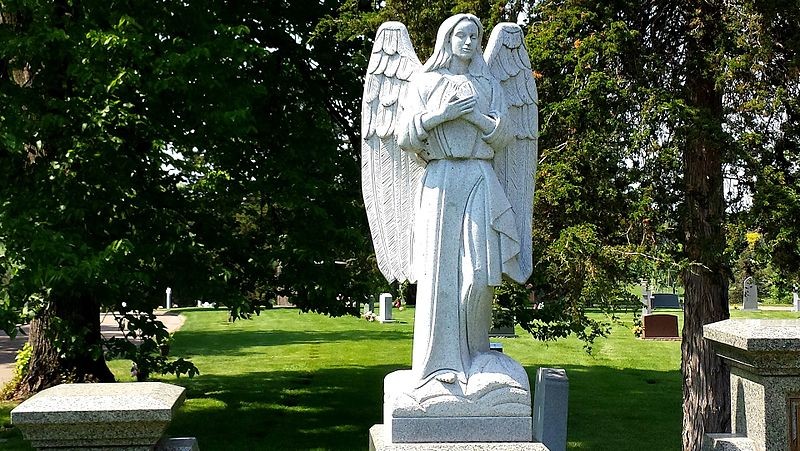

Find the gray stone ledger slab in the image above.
[
  {"left": 12, "top": 382, "right": 186, "bottom": 450},
  {"left": 369, "top": 425, "right": 549, "bottom": 451},
  {"left": 702, "top": 319, "right": 800, "bottom": 451}
]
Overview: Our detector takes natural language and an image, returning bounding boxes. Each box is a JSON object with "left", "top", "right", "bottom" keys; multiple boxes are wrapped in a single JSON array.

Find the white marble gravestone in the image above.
[
  {"left": 742, "top": 277, "right": 758, "bottom": 311},
  {"left": 378, "top": 293, "right": 394, "bottom": 323},
  {"left": 361, "top": 14, "right": 545, "bottom": 448},
  {"left": 792, "top": 286, "right": 799, "bottom": 312}
]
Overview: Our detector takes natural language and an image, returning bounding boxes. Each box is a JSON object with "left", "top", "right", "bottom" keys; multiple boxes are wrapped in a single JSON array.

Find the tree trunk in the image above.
[
  {"left": 11, "top": 294, "right": 114, "bottom": 399},
  {"left": 680, "top": 2, "right": 731, "bottom": 449}
]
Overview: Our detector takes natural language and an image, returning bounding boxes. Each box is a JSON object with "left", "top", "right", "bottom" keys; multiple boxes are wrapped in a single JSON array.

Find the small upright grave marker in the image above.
[
  {"left": 378, "top": 293, "right": 395, "bottom": 323},
  {"left": 742, "top": 276, "right": 758, "bottom": 311},
  {"left": 165, "top": 287, "right": 172, "bottom": 310},
  {"left": 642, "top": 314, "right": 679, "bottom": 339},
  {"left": 651, "top": 293, "right": 680, "bottom": 309}
]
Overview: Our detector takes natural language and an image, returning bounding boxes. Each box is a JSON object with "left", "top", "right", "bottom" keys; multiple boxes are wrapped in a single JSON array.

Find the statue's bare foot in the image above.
[{"left": 435, "top": 372, "right": 457, "bottom": 384}]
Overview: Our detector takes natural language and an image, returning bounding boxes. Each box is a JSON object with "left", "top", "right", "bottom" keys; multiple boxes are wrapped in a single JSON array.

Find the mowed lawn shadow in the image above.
[
  {"left": 164, "top": 365, "right": 399, "bottom": 450},
  {"left": 524, "top": 364, "right": 682, "bottom": 451},
  {"left": 159, "top": 363, "right": 680, "bottom": 450}
]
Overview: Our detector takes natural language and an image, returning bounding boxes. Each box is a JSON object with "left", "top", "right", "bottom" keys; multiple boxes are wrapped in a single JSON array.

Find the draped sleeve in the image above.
[
  {"left": 397, "top": 75, "right": 432, "bottom": 160},
  {"left": 481, "top": 79, "right": 512, "bottom": 150}
]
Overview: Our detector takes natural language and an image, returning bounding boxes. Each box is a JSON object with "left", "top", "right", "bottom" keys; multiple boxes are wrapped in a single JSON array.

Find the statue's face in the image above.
[{"left": 450, "top": 19, "right": 478, "bottom": 61}]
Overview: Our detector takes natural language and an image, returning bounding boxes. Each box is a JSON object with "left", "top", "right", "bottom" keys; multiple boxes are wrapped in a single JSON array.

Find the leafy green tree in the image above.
[
  {"left": 525, "top": 1, "right": 799, "bottom": 448},
  {"left": 0, "top": 0, "right": 380, "bottom": 396}
]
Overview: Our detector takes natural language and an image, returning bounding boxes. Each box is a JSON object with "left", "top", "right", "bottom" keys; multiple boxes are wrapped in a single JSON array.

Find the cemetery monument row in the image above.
[{"left": 361, "top": 14, "right": 549, "bottom": 448}]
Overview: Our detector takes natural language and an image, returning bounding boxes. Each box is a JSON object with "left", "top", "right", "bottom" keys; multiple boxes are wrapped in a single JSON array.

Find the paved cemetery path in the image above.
[{"left": 0, "top": 311, "right": 185, "bottom": 387}]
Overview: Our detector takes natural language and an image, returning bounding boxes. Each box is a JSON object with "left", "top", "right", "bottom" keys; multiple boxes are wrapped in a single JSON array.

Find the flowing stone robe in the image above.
[{"left": 398, "top": 69, "right": 525, "bottom": 386}]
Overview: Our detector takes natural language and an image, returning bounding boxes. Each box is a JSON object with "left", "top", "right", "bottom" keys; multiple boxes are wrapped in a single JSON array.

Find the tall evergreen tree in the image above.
[{"left": 526, "top": 0, "right": 799, "bottom": 448}]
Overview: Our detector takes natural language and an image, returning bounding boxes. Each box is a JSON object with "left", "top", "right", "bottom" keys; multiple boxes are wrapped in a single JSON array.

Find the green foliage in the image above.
[
  {"left": 13, "top": 342, "right": 31, "bottom": 380},
  {"left": 0, "top": 0, "right": 384, "bottom": 384},
  {"left": 104, "top": 312, "right": 198, "bottom": 381}
]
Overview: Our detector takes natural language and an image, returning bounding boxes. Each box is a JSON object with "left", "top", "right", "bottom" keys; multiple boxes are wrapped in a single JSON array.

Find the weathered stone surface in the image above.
[
  {"left": 742, "top": 277, "right": 758, "bottom": 311},
  {"left": 12, "top": 382, "right": 185, "bottom": 450},
  {"left": 532, "top": 368, "right": 568, "bottom": 451},
  {"left": 704, "top": 319, "right": 800, "bottom": 353},
  {"left": 363, "top": 14, "right": 540, "bottom": 445},
  {"left": 704, "top": 319, "right": 800, "bottom": 451},
  {"left": 701, "top": 433, "right": 757, "bottom": 451},
  {"left": 156, "top": 437, "right": 200, "bottom": 451},
  {"left": 384, "top": 367, "right": 532, "bottom": 443},
  {"left": 369, "top": 425, "right": 549, "bottom": 451}
]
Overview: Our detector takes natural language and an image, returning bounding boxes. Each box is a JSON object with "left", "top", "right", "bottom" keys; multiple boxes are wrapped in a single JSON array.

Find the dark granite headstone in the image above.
[
  {"left": 643, "top": 314, "right": 679, "bottom": 339},
  {"left": 651, "top": 293, "right": 681, "bottom": 309}
]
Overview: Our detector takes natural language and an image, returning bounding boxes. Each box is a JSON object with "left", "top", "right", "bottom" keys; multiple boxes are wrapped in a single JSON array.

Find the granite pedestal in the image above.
[
  {"left": 382, "top": 368, "right": 533, "bottom": 443},
  {"left": 12, "top": 382, "right": 187, "bottom": 450},
  {"left": 369, "top": 425, "right": 550, "bottom": 451},
  {"left": 701, "top": 319, "right": 800, "bottom": 451}
]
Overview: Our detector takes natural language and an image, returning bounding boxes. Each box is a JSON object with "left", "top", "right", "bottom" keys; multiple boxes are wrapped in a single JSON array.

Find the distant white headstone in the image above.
[
  {"left": 165, "top": 287, "right": 172, "bottom": 310},
  {"left": 742, "top": 277, "right": 758, "bottom": 311},
  {"left": 792, "top": 286, "right": 799, "bottom": 312},
  {"left": 378, "top": 293, "right": 394, "bottom": 323}
]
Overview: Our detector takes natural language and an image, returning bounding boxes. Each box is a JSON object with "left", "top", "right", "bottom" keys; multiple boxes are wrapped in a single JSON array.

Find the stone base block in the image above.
[
  {"left": 701, "top": 433, "right": 757, "bottom": 451},
  {"left": 369, "top": 425, "right": 549, "bottom": 451},
  {"left": 156, "top": 437, "right": 200, "bottom": 451},
  {"left": 12, "top": 382, "right": 186, "bottom": 450},
  {"left": 388, "top": 416, "right": 532, "bottom": 443}
]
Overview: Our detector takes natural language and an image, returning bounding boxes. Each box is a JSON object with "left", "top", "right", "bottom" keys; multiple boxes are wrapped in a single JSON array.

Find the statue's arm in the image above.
[
  {"left": 399, "top": 77, "right": 480, "bottom": 152},
  {"left": 397, "top": 82, "right": 430, "bottom": 152},
  {"left": 421, "top": 96, "right": 476, "bottom": 130},
  {"left": 465, "top": 81, "right": 510, "bottom": 148}
]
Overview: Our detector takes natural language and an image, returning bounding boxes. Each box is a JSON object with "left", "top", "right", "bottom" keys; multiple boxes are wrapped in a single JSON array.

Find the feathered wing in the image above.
[
  {"left": 362, "top": 22, "right": 423, "bottom": 283},
  {"left": 485, "top": 23, "right": 539, "bottom": 281}
]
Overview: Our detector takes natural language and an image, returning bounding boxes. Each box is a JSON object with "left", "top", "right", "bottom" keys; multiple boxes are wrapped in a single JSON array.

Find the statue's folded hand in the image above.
[{"left": 462, "top": 109, "right": 496, "bottom": 135}]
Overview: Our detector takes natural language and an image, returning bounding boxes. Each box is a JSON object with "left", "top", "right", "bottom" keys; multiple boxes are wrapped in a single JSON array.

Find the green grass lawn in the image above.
[{"left": 1, "top": 306, "right": 798, "bottom": 450}]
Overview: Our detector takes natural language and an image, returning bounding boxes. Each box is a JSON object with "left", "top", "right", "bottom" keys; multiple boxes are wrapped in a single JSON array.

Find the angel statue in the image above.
[{"left": 362, "top": 14, "right": 538, "bottom": 442}]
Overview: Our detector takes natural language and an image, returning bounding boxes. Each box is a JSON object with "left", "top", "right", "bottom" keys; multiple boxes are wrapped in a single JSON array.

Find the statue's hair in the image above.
[{"left": 423, "top": 14, "right": 489, "bottom": 77}]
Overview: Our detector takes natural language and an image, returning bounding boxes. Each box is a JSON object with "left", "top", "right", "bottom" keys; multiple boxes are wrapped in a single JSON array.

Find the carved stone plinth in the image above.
[
  {"left": 383, "top": 364, "right": 532, "bottom": 443},
  {"left": 369, "top": 425, "right": 549, "bottom": 451},
  {"left": 701, "top": 320, "right": 800, "bottom": 451},
  {"left": 12, "top": 382, "right": 187, "bottom": 450}
]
